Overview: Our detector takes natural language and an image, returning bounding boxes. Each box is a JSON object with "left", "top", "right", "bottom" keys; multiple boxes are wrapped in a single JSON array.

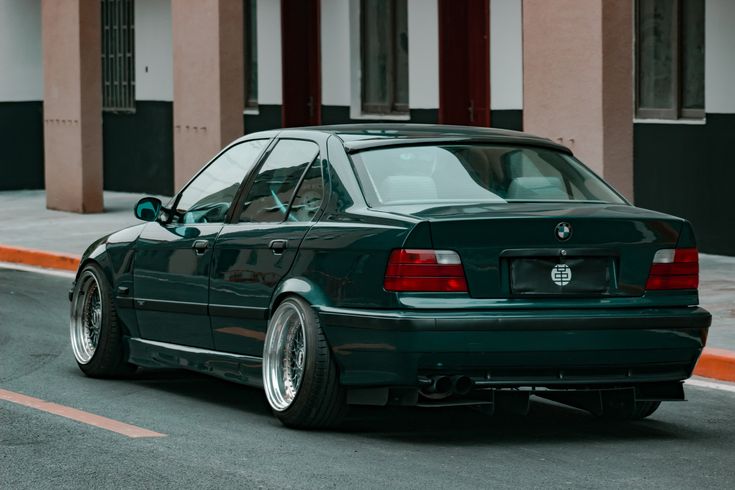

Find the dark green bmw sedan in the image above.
[{"left": 69, "top": 125, "right": 711, "bottom": 429}]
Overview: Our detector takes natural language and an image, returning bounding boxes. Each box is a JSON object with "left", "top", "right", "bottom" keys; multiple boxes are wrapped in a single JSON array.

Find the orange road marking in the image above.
[
  {"left": 0, "top": 245, "right": 81, "bottom": 272},
  {"left": 0, "top": 388, "right": 166, "bottom": 438}
]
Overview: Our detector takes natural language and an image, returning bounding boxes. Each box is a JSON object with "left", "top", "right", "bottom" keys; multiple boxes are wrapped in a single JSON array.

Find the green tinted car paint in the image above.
[{"left": 74, "top": 125, "right": 711, "bottom": 409}]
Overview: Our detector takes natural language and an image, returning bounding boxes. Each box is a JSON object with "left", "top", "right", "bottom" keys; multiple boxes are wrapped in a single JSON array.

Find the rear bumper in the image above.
[{"left": 317, "top": 306, "right": 711, "bottom": 387}]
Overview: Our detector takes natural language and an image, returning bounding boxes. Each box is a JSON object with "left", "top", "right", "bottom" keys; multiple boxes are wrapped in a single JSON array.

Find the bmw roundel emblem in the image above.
[{"left": 555, "top": 222, "right": 572, "bottom": 241}]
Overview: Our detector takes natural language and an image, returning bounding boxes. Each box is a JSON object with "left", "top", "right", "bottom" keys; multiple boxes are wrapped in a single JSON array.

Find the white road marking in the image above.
[
  {"left": 0, "top": 261, "right": 75, "bottom": 279},
  {"left": 686, "top": 378, "right": 735, "bottom": 393}
]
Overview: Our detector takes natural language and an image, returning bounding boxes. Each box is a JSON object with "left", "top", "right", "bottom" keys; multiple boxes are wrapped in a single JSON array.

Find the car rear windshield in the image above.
[{"left": 349, "top": 145, "right": 626, "bottom": 206}]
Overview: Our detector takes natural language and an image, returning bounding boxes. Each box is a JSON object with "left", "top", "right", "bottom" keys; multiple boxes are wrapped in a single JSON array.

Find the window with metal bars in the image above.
[{"left": 102, "top": 0, "right": 135, "bottom": 112}]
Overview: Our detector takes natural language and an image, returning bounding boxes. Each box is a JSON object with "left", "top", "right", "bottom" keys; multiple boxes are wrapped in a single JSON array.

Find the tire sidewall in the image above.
[
  {"left": 71, "top": 264, "right": 116, "bottom": 374},
  {"left": 263, "top": 296, "right": 341, "bottom": 426}
]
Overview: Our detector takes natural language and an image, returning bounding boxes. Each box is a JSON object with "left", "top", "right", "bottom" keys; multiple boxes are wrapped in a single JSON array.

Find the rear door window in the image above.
[
  {"left": 287, "top": 159, "right": 323, "bottom": 222},
  {"left": 238, "top": 139, "right": 320, "bottom": 223}
]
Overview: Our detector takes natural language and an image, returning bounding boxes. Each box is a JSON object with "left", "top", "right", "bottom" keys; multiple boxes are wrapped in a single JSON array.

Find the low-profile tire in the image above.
[
  {"left": 262, "top": 296, "right": 347, "bottom": 429},
  {"left": 70, "top": 263, "right": 137, "bottom": 378}
]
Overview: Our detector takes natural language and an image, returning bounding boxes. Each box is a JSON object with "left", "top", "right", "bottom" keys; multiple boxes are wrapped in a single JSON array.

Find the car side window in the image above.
[
  {"left": 175, "top": 139, "right": 267, "bottom": 224},
  {"left": 238, "top": 139, "right": 320, "bottom": 223},
  {"left": 287, "top": 159, "right": 323, "bottom": 222}
]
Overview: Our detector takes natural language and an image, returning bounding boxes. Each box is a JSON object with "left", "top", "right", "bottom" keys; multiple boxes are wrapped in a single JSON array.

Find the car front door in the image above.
[
  {"left": 209, "top": 138, "right": 324, "bottom": 356},
  {"left": 133, "top": 139, "right": 269, "bottom": 348}
]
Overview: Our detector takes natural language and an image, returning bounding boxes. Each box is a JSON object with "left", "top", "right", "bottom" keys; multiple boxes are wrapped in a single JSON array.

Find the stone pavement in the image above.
[{"left": 0, "top": 189, "right": 732, "bottom": 352}]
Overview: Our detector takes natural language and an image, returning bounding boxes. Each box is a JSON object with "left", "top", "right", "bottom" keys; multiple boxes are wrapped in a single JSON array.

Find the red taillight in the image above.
[
  {"left": 645, "top": 247, "right": 699, "bottom": 290},
  {"left": 384, "top": 249, "right": 468, "bottom": 292}
]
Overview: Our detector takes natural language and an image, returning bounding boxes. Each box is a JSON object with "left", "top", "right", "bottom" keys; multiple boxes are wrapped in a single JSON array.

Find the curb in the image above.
[
  {"left": 0, "top": 244, "right": 81, "bottom": 272},
  {"left": 694, "top": 348, "right": 735, "bottom": 383},
  {"left": 1, "top": 243, "right": 734, "bottom": 384}
]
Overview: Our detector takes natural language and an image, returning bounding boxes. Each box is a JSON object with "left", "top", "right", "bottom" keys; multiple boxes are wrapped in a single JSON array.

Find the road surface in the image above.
[{"left": 1, "top": 267, "right": 733, "bottom": 489}]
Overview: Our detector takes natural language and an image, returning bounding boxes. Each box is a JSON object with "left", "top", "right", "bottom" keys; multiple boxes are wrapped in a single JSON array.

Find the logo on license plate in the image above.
[{"left": 551, "top": 264, "right": 572, "bottom": 286}]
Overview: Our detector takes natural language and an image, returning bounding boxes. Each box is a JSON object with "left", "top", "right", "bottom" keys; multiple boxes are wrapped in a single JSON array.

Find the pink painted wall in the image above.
[
  {"left": 523, "top": 0, "right": 633, "bottom": 199},
  {"left": 42, "top": 0, "right": 103, "bottom": 213},
  {"left": 172, "top": 0, "right": 244, "bottom": 191}
]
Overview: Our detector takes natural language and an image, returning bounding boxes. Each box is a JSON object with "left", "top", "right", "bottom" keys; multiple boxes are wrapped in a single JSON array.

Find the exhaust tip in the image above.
[
  {"left": 420, "top": 375, "right": 453, "bottom": 398},
  {"left": 451, "top": 375, "right": 473, "bottom": 396},
  {"left": 433, "top": 376, "right": 452, "bottom": 395}
]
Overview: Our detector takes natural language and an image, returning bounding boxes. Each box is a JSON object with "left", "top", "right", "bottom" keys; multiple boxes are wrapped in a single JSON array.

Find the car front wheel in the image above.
[
  {"left": 262, "top": 296, "right": 346, "bottom": 429},
  {"left": 69, "top": 263, "right": 136, "bottom": 377}
]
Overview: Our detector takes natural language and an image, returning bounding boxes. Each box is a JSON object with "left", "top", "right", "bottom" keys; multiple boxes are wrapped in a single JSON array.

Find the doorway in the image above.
[
  {"left": 438, "top": 0, "right": 490, "bottom": 126},
  {"left": 281, "top": 0, "right": 321, "bottom": 127}
]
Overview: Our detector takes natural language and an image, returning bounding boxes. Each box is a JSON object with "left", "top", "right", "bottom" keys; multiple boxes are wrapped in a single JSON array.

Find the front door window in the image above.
[{"left": 175, "top": 139, "right": 268, "bottom": 224}]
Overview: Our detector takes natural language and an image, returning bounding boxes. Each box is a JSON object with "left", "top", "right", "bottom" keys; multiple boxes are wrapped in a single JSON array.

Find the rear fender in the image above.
[
  {"left": 269, "top": 277, "right": 331, "bottom": 318},
  {"left": 675, "top": 220, "right": 697, "bottom": 248}
]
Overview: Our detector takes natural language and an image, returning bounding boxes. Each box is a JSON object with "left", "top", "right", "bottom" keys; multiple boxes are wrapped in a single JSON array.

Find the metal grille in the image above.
[{"left": 102, "top": 0, "right": 135, "bottom": 112}]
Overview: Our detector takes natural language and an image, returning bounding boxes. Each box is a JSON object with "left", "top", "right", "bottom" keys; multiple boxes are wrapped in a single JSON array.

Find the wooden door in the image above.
[
  {"left": 281, "top": 0, "right": 321, "bottom": 127},
  {"left": 438, "top": 0, "right": 490, "bottom": 126}
]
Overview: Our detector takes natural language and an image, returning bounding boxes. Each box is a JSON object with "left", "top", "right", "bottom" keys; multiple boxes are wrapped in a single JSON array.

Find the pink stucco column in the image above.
[
  {"left": 41, "top": 0, "right": 103, "bottom": 213},
  {"left": 523, "top": 0, "right": 634, "bottom": 200},
  {"left": 171, "top": 0, "right": 244, "bottom": 191}
]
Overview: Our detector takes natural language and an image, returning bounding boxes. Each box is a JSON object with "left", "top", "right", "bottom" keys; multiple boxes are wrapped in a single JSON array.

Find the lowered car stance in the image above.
[{"left": 69, "top": 125, "right": 711, "bottom": 428}]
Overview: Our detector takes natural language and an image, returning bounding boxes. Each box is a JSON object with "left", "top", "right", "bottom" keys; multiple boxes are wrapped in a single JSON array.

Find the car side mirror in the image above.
[{"left": 134, "top": 197, "right": 162, "bottom": 222}]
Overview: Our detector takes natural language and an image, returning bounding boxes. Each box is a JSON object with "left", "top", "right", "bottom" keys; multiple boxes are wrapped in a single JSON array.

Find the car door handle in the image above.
[
  {"left": 192, "top": 240, "right": 209, "bottom": 255},
  {"left": 269, "top": 239, "right": 288, "bottom": 255}
]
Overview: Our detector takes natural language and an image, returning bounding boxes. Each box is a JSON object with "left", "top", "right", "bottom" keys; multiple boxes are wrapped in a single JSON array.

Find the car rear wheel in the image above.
[
  {"left": 262, "top": 296, "right": 347, "bottom": 429},
  {"left": 70, "top": 263, "right": 136, "bottom": 377},
  {"left": 599, "top": 396, "right": 661, "bottom": 420}
]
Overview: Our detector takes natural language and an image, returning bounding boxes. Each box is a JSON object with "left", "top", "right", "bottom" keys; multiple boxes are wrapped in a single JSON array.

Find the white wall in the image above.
[
  {"left": 321, "top": 0, "right": 351, "bottom": 106},
  {"left": 490, "top": 0, "right": 523, "bottom": 110},
  {"left": 705, "top": 0, "right": 735, "bottom": 113},
  {"left": 407, "top": 0, "right": 439, "bottom": 109},
  {"left": 0, "top": 0, "right": 42, "bottom": 101},
  {"left": 135, "top": 0, "right": 173, "bottom": 101},
  {"left": 257, "top": 0, "right": 282, "bottom": 105}
]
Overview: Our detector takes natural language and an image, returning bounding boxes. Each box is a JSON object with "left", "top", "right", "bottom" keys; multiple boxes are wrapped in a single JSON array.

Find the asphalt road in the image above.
[{"left": 1, "top": 268, "right": 734, "bottom": 489}]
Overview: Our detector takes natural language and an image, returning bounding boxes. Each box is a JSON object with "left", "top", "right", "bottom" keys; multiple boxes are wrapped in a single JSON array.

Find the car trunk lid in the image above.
[{"left": 378, "top": 202, "right": 684, "bottom": 298}]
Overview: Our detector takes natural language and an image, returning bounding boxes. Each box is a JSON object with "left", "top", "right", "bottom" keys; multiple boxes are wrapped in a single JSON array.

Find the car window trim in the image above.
[
  {"left": 282, "top": 155, "right": 323, "bottom": 223},
  {"left": 230, "top": 137, "right": 324, "bottom": 225}
]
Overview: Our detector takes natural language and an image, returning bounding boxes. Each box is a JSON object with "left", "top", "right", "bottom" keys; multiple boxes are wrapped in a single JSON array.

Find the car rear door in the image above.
[
  {"left": 133, "top": 139, "right": 269, "bottom": 348},
  {"left": 209, "top": 137, "right": 325, "bottom": 356}
]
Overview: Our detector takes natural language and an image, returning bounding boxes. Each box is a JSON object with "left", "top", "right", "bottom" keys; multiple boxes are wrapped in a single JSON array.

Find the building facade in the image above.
[{"left": 0, "top": 0, "right": 732, "bottom": 254}]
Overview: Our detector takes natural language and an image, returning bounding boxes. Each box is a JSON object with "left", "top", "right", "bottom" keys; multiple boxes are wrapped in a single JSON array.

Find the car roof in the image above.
[{"left": 240, "top": 124, "right": 572, "bottom": 154}]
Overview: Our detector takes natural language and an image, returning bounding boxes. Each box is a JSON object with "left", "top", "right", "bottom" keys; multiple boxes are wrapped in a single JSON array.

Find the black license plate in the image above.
[{"left": 510, "top": 257, "right": 611, "bottom": 295}]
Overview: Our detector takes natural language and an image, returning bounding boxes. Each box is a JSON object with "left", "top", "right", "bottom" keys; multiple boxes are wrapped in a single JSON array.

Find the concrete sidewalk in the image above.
[
  {"left": 1, "top": 189, "right": 733, "bottom": 379},
  {"left": 0, "top": 190, "right": 164, "bottom": 255}
]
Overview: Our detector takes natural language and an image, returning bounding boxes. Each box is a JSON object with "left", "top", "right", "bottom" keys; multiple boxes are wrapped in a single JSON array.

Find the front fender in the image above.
[
  {"left": 73, "top": 224, "right": 146, "bottom": 337},
  {"left": 76, "top": 224, "right": 145, "bottom": 284}
]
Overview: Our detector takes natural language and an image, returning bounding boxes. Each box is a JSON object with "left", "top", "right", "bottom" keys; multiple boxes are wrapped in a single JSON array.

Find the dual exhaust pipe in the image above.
[{"left": 420, "top": 375, "right": 474, "bottom": 398}]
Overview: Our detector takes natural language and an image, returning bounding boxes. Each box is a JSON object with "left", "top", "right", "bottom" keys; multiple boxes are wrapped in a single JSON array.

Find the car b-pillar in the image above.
[
  {"left": 171, "top": 0, "right": 244, "bottom": 191},
  {"left": 522, "top": 0, "right": 634, "bottom": 200},
  {"left": 41, "top": 0, "right": 103, "bottom": 213}
]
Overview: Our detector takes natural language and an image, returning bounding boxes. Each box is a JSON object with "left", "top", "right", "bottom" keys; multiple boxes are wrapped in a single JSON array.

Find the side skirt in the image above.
[{"left": 126, "top": 337, "right": 264, "bottom": 388}]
